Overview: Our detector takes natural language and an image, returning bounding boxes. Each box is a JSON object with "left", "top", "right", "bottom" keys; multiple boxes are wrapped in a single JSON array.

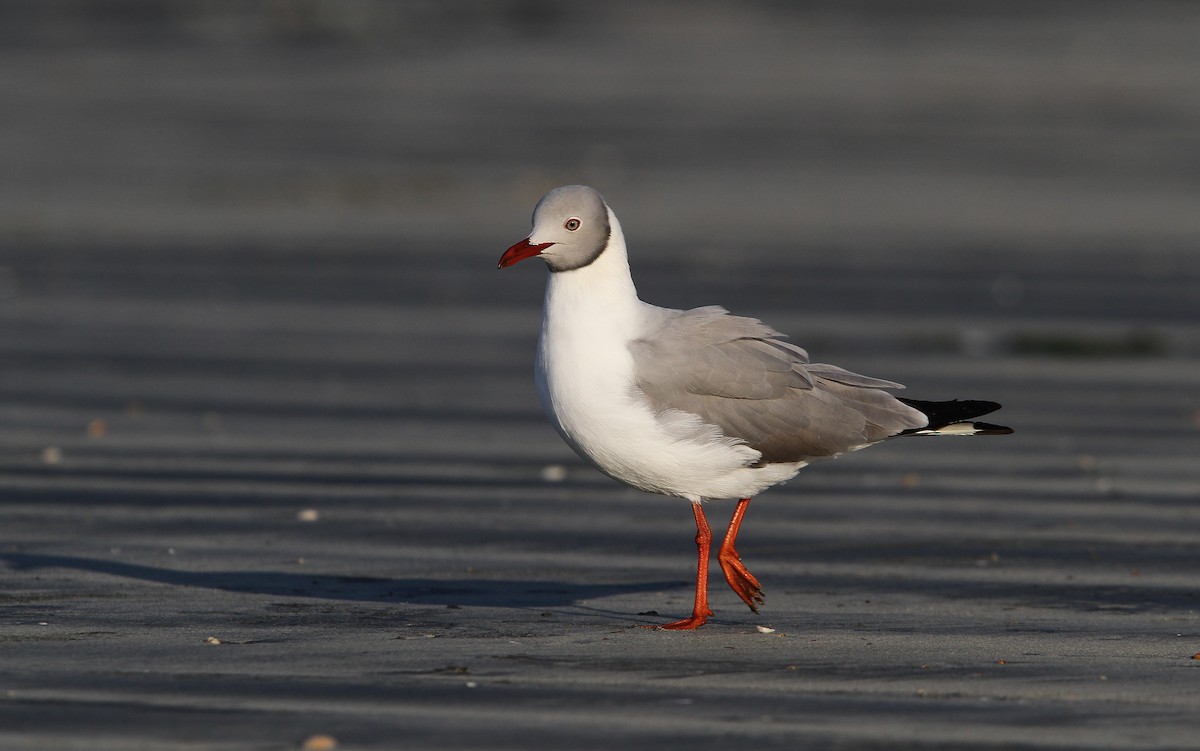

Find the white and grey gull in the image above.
[{"left": 499, "top": 185, "right": 1011, "bottom": 629}]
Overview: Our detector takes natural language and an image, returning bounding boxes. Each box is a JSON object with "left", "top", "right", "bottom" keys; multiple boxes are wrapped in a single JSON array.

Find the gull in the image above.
[{"left": 498, "top": 185, "right": 1011, "bottom": 629}]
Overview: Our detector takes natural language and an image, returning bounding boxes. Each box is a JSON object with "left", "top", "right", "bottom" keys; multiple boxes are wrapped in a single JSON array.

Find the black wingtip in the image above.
[{"left": 898, "top": 398, "right": 1012, "bottom": 435}]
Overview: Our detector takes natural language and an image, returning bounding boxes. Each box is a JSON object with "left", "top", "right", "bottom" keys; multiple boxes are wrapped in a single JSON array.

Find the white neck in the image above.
[
  {"left": 539, "top": 209, "right": 642, "bottom": 348},
  {"left": 535, "top": 209, "right": 647, "bottom": 450}
]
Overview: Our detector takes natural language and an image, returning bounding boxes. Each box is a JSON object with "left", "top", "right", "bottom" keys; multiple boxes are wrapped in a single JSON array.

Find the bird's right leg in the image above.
[{"left": 646, "top": 500, "right": 714, "bottom": 630}]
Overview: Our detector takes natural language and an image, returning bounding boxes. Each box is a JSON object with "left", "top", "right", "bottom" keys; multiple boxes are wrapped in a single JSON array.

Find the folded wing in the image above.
[{"left": 630, "top": 306, "right": 928, "bottom": 463}]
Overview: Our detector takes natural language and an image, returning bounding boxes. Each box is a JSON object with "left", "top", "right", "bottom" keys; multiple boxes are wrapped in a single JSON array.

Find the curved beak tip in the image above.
[{"left": 498, "top": 238, "right": 553, "bottom": 269}]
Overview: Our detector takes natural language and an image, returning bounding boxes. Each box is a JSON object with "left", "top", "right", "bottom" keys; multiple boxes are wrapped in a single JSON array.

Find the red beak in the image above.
[{"left": 498, "top": 238, "right": 554, "bottom": 269}]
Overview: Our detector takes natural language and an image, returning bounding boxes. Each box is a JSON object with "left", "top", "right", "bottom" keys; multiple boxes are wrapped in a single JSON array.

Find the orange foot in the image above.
[
  {"left": 718, "top": 544, "right": 764, "bottom": 613},
  {"left": 642, "top": 608, "right": 713, "bottom": 630}
]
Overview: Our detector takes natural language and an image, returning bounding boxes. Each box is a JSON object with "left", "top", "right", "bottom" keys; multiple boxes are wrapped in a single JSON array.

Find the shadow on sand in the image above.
[{"left": 0, "top": 553, "right": 678, "bottom": 609}]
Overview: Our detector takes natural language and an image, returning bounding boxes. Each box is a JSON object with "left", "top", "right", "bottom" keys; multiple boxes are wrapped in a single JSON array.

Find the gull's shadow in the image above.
[{"left": 0, "top": 553, "right": 677, "bottom": 609}]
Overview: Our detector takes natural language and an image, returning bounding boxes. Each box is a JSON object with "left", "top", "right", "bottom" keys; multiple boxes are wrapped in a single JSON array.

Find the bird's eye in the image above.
[{"left": 564, "top": 218, "right": 581, "bottom": 231}]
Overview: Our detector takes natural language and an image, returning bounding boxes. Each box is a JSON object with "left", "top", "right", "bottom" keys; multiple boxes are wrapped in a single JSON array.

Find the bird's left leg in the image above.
[{"left": 717, "top": 498, "right": 764, "bottom": 612}]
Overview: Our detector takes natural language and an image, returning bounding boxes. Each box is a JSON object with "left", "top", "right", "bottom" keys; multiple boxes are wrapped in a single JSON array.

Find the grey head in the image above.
[{"left": 498, "top": 185, "right": 612, "bottom": 272}]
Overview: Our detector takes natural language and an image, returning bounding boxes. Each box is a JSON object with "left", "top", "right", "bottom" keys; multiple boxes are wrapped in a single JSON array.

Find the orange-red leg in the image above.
[
  {"left": 717, "top": 498, "right": 764, "bottom": 612},
  {"left": 646, "top": 501, "right": 714, "bottom": 630}
]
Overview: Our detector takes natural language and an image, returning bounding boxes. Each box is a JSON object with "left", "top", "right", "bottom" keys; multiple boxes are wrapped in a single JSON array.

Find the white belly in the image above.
[{"left": 535, "top": 318, "right": 804, "bottom": 502}]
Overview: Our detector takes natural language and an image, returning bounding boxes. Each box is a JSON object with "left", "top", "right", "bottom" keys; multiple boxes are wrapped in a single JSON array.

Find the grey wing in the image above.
[{"left": 630, "top": 306, "right": 928, "bottom": 463}]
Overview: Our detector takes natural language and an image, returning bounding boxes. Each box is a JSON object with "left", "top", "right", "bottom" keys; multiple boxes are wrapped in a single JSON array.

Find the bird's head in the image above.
[{"left": 498, "top": 185, "right": 611, "bottom": 272}]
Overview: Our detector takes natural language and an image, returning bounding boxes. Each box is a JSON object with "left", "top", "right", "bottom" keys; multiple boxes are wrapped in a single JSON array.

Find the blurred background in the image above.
[
  {"left": 5, "top": 1, "right": 1200, "bottom": 249},
  {"left": 1, "top": 0, "right": 1197, "bottom": 459}
]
